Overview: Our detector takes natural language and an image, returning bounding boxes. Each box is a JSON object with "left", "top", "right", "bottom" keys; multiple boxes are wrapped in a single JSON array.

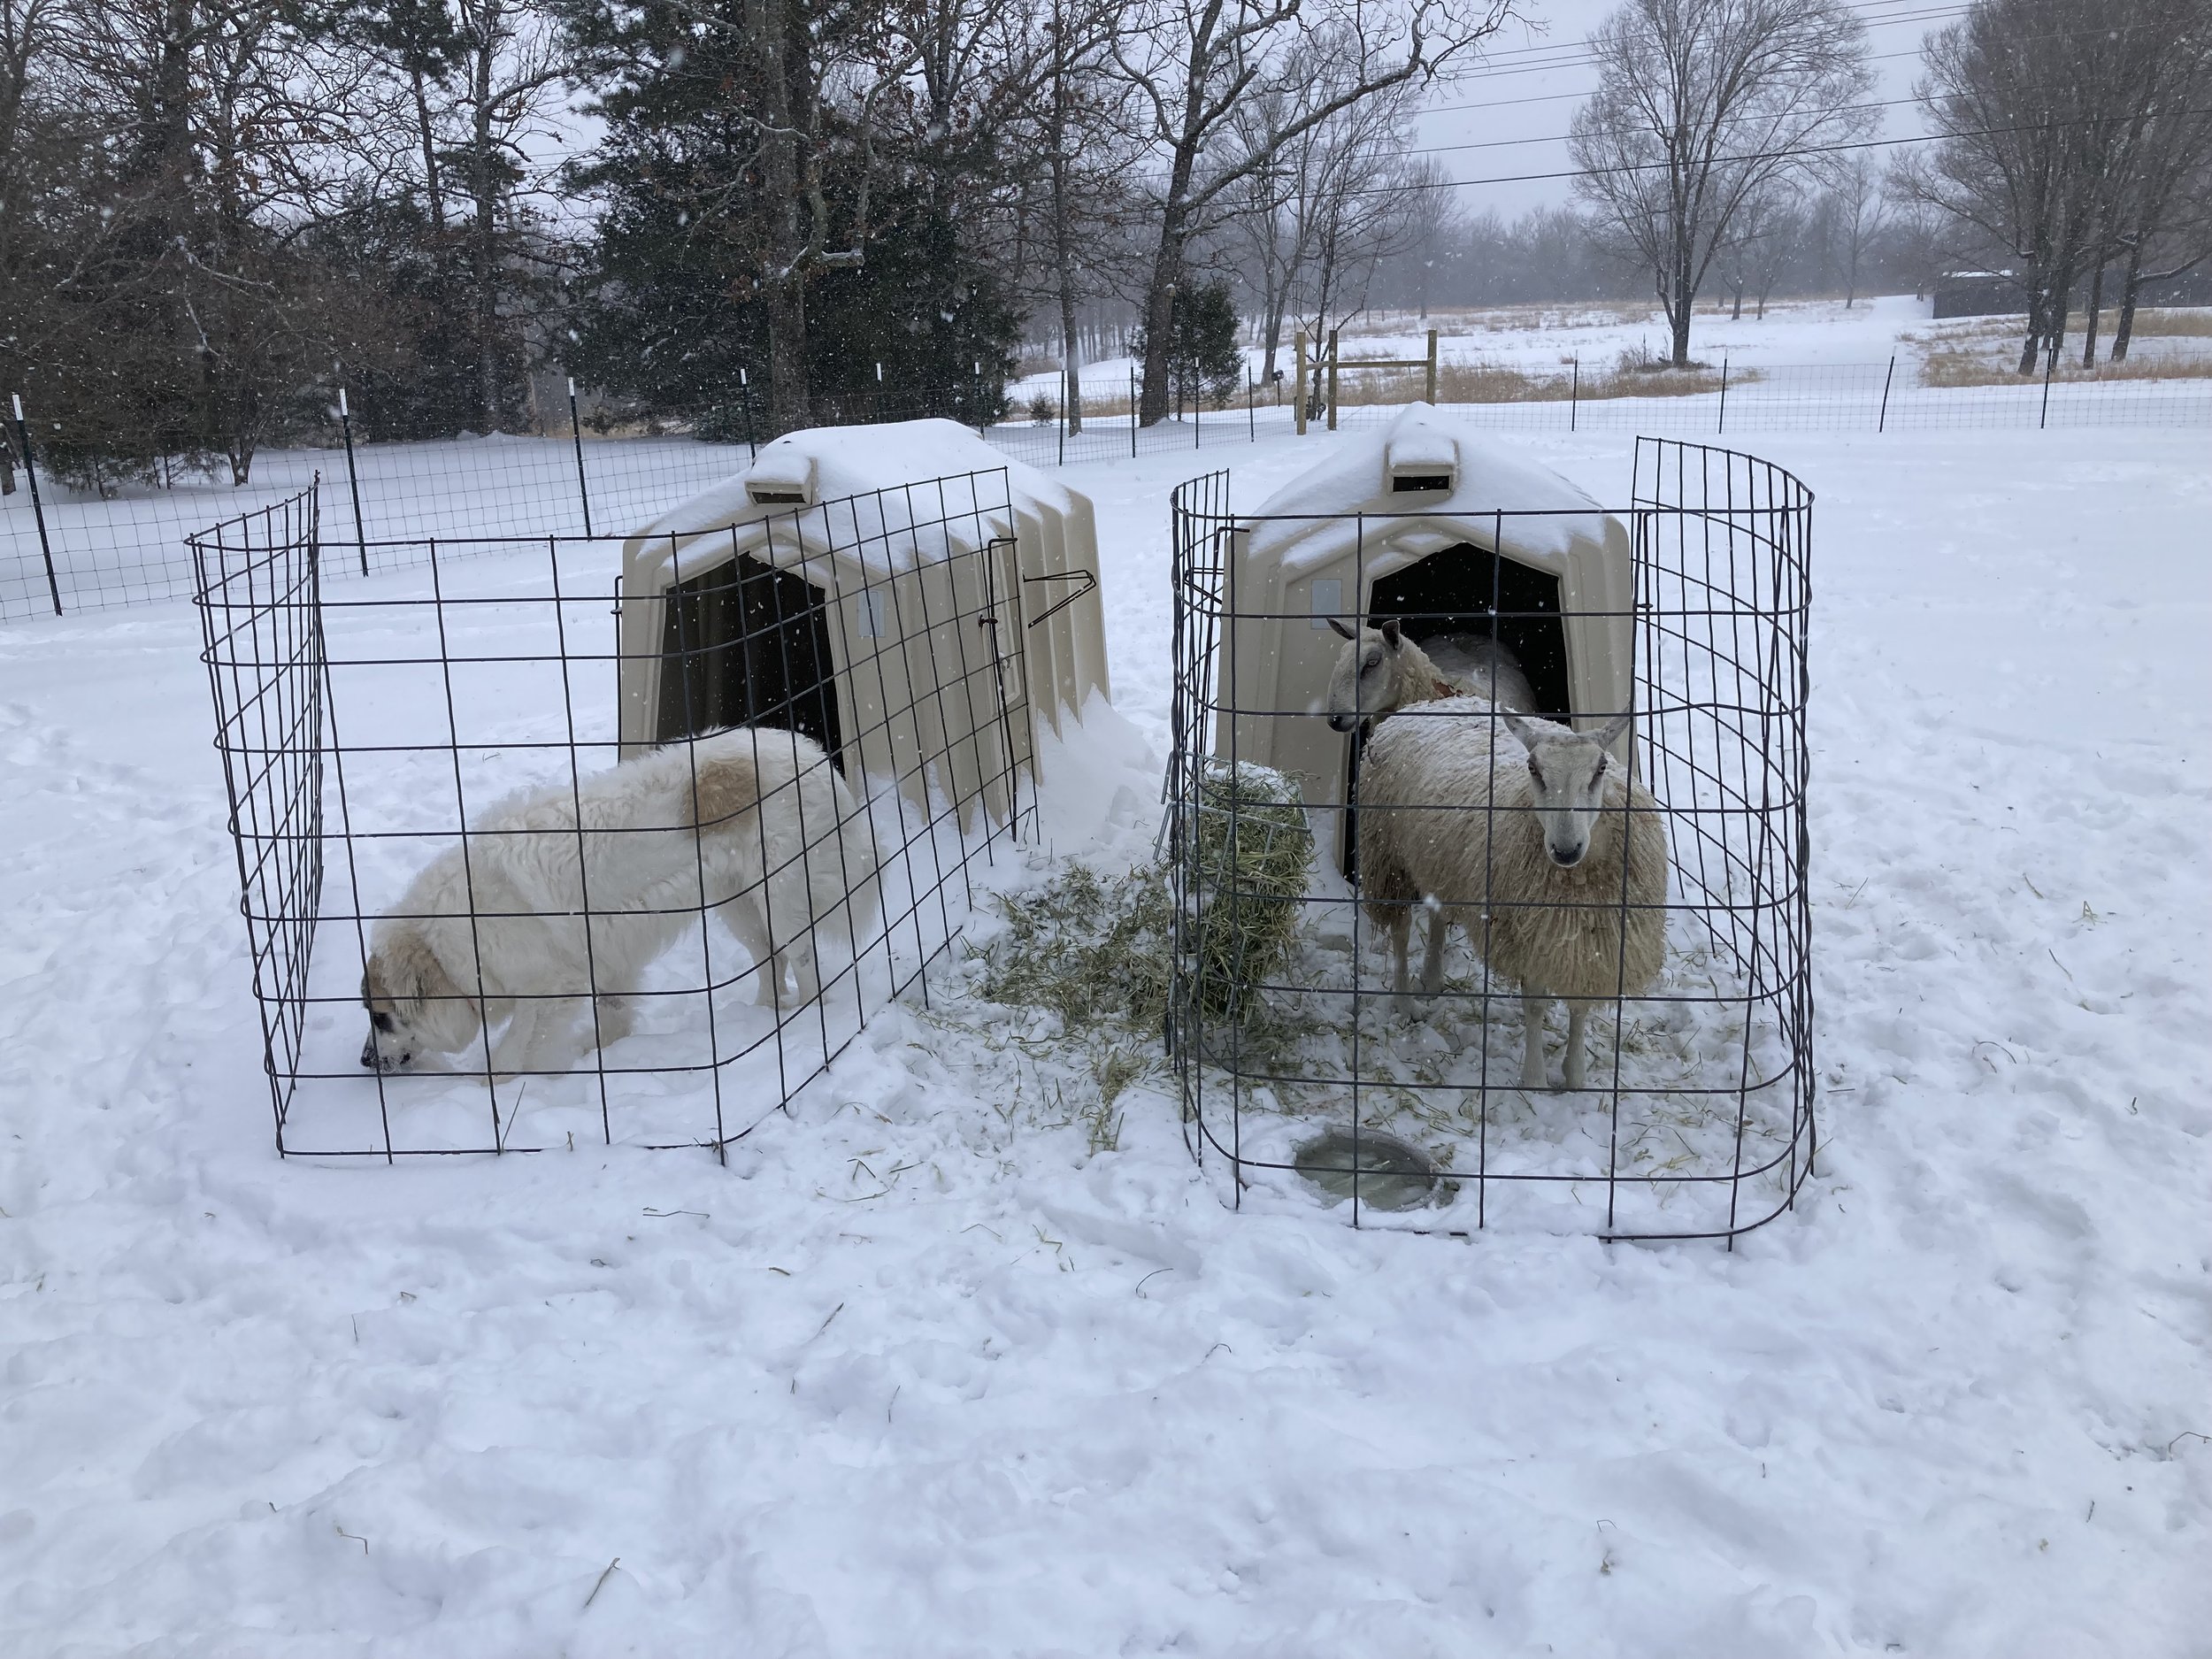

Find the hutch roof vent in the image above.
[
  {"left": 742, "top": 454, "right": 818, "bottom": 506},
  {"left": 1386, "top": 424, "right": 1458, "bottom": 494}
]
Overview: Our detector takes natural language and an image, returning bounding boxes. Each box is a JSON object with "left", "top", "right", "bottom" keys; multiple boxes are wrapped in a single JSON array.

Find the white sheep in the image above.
[
  {"left": 1356, "top": 705, "right": 1668, "bottom": 1091},
  {"left": 1325, "top": 618, "right": 1534, "bottom": 733}
]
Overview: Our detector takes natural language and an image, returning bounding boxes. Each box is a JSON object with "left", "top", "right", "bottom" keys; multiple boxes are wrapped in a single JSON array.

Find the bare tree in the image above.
[
  {"left": 983, "top": 0, "right": 1141, "bottom": 432},
  {"left": 1039, "top": 0, "right": 1133, "bottom": 431},
  {"left": 1569, "top": 0, "right": 1874, "bottom": 367},
  {"left": 1225, "top": 42, "right": 1437, "bottom": 380},
  {"left": 1898, "top": 0, "right": 2206, "bottom": 373},
  {"left": 1713, "top": 186, "right": 1796, "bottom": 319},
  {"left": 2101, "top": 0, "right": 2212, "bottom": 360},
  {"left": 1281, "top": 78, "right": 1438, "bottom": 352},
  {"left": 1111, "top": 0, "right": 1508, "bottom": 425},
  {"left": 1821, "top": 149, "right": 1884, "bottom": 307}
]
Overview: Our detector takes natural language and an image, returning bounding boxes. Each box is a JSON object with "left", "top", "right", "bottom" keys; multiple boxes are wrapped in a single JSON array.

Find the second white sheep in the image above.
[{"left": 1356, "top": 705, "right": 1668, "bottom": 1091}]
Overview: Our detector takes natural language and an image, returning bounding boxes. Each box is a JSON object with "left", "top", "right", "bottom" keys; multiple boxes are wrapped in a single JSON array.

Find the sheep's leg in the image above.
[
  {"left": 1419, "top": 902, "right": 1449, "bottom": 997},
  {"left": 1520, "top": 991, "right": 1551, "bottom": 1090},
  {"left": 1563, "top": 1003, "right": 1589, "bottom": 1092},
  {"left": 1386, "top": 910, "right": 1410, "bottom": 1000}
]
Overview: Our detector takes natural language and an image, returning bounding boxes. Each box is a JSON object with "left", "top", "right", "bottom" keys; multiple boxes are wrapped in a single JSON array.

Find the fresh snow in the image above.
[
  {"left": 1245, "top": 405, "right": 1611, "bottom": 575},
  {"left": 2, "top": 421, "right": 2208, "bottom": 1655}
]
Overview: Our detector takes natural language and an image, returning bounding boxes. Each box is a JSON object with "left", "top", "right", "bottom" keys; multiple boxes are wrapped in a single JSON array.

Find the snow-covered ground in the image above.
[{"left": 3, "top": 423, "right": 2208, "bottom": 1653}]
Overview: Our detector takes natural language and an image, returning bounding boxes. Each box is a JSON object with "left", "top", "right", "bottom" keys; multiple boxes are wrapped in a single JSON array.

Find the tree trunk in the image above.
[
  {"left": 470, "top": 42, "right": 501, "bottom": 432},
  {"left": 1668, "top": 297, "right": 1693, "bottom": 368},
  {"left": 412, "top": 65, "right": 446, "bottom": 235},
  {"left": 1138, "top": 207, "right": 1190, "bottom": 426},
  {"left": 1058, "top": 265, "right": 1083, "bottom": 435},
  {"left": 752, "top": 0, "right": 809, "bottom": 434},
  {"left": 764, "top": 276, "right": 809, "bottom": 434},
  {"left": 1730, "top": 281, "right": 1743, "bottom": 320},
  {"left": 2081, "top": 261, "right": 2106, "bottom": 367},
  {"left": 1048, "top": 51, "right": 1081, "bottom": 435},
  {"left": 2016, "top": 289, "right": 2042, "bottom": 375},
  {"left": 2112, "top": 240, "right": 2147, "bottom": 361}
]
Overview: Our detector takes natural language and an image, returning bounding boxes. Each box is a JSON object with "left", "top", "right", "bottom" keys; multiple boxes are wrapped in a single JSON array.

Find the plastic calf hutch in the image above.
[
  {"left": 618, "top": 419, "right": 1110, "bottom": 833},
  {"left": 1210, "top": 406, "right": 1634, "bottom": 873},
  {"left": 1168, "top": 434, "right": 1816, "bottom": 1243}
]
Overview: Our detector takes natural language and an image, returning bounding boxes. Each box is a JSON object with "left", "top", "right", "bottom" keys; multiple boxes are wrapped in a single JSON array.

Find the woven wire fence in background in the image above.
[
  {"left": 194, "top": 474, "right": 1038, "bottom": 1159},
  {"left": 14, "top": 350, "right": 2208, "bottom": 624},
  {"left": 5, "top": 385, "right": 753, "bottom": 619},
  {"left": 1165, "top": 437, "right": 1814, "bottom": 1243},
  {"left": 1317, "top": 355, "right": 2212, "bottom": 435}
]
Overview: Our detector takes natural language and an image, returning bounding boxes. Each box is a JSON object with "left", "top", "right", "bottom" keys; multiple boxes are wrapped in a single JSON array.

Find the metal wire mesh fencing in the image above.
[
  {"left": 15, "top": 344, "right": 2205, "bottom": 625},
  {"left": 6, "top": 387, "right": 753, "bottom": 620},
  {"left": 1165, "top": 437, "right": 1814, "bottom": 1243},
  {"left": 194, "top": 472, "right": 1041, "bottom": 1159},
  {"left": 1312, "top": 354, "right": 2212, "bottom": 436}
]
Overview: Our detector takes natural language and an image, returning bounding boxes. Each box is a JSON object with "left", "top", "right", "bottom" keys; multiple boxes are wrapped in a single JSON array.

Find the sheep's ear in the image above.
[
  {"left": 1501, "top": 711, "right": 1538, "bottom": 749},
  {"left": 1379, "top": 618, "right": 1402, "bottom": 649},
  {"left": 1595, "top": 714, "right": 1632, "bottom": 749},
  {"left": 1326, "top": 617, "right": 1355, "bottom": 640}
]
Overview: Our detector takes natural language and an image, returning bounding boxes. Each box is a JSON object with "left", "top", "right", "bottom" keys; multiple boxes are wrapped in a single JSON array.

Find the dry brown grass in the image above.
[
  {"left": 1328, "top": 351, "right": 1740, "bottom": 409},
  {"left": 1920, "top": 348, "right": 2212, "bottom": 388},
  {"left": 2119, "top": 307, "right": 2212, "bottom": 338}
]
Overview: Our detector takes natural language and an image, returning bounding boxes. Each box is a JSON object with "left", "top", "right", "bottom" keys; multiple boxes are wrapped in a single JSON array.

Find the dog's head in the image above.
[{"left": 360, "top": 926, "right": 481, "bottom": 1071}]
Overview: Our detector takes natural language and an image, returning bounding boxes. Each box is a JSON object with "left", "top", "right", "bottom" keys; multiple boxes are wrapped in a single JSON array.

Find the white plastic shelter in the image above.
[
  {"left": 618, "top": 419, "right": 1110, "bottom": 828},
  {"left": 1216, "top": 406, "right": 1632, "bottom": 864}
]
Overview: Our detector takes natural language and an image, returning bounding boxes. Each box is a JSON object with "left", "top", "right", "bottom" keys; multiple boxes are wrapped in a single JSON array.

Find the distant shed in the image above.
[{"left": 618, "top": 420, "right": 1110, "bottom": 827}]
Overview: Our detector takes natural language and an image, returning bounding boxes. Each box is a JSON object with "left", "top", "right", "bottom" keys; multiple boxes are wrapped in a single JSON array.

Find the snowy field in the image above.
[
  {"left": 2, "top": 422, "right": 2208, "bottom": 1652},
  {"left": 1018, "top": 294, "right": 2212, "bottom": 391}
]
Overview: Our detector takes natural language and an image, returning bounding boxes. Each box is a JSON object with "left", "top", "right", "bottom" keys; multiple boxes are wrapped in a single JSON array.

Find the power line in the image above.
[
  {"left": 1408, "top": 90, "right": 1943, "bottom": 159},
  {"left": 1333, "top": 105, "right": 2212, "bottom": 198},
  {"left": 1432, "top": 0, "right": 1973, "bottom": 88},
  {"left": 1411, "top": 6, "right": 2184, "bottom": 142}
]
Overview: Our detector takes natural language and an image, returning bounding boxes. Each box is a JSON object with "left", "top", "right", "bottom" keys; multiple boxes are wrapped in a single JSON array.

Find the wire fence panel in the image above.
[
  {"left": 12, "top": 354, "right": 2208, "bottom": 624},
  {"left": 193, "top": 475, "right": 1035, "bottom": 1159},
  {"left": 2, "top": 419, "right": 755, "bottom": 620},
  {"left": 1165, "top": 438, "right": 1815, "bottom": 1243},
  {"left": 1322, "top": 357, "right": 2212, "bottom": 434}
]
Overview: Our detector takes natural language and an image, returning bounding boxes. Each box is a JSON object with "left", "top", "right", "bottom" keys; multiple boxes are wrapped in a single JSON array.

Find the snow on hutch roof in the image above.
[
  {"left": 627, "top": 418, "right": 1073, "bottom": 583},
  {"left": 1244, "top": 405, "right": 1611, "bottom": 580}
]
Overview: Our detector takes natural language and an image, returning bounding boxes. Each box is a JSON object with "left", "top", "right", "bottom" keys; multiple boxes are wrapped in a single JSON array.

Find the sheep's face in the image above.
[
  {"left": 1325, "top": 618, "right": 1405, "bottom": 733},
  {"left": 360, "top": 929, "right": 480, "bottom": 1071},
  {"left": 1504, "top": 714, "right": 1633, "bottom": 870}
]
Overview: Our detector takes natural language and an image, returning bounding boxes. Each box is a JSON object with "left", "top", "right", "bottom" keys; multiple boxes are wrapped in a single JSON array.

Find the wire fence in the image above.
[
  {"left": 193, "top": 472, "right": 1042, "bottom": 1158},
  {"left": 1313, "top": 352, "right": 2212, "bottom": 434},
  {"left": 11, "top": 351, "right": 2208, "bottom": 623},
  {"left": 1165, "top": 437, "right": 1815, "bottom": 1243}
]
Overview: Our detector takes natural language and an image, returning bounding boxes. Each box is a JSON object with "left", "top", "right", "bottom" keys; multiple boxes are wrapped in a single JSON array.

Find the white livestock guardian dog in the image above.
[{"left": 361, "top": 726, "right": 879, "bottom": 1078}]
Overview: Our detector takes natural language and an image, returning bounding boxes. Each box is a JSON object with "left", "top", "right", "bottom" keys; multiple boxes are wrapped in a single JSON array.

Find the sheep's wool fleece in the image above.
[{"left": 1358, "top": 703, "right": 1667, "bottom": 1002}]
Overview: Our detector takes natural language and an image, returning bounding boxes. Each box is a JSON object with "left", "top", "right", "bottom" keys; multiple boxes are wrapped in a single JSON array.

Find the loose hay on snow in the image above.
[{"left": 981, "top": 760, "right": 1313, "bottom": 1038}]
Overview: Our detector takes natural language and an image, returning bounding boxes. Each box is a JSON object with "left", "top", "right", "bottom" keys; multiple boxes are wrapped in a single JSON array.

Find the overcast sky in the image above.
[{"left": 1414, "top": 0, "right": 1961, "bottom": 217}]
